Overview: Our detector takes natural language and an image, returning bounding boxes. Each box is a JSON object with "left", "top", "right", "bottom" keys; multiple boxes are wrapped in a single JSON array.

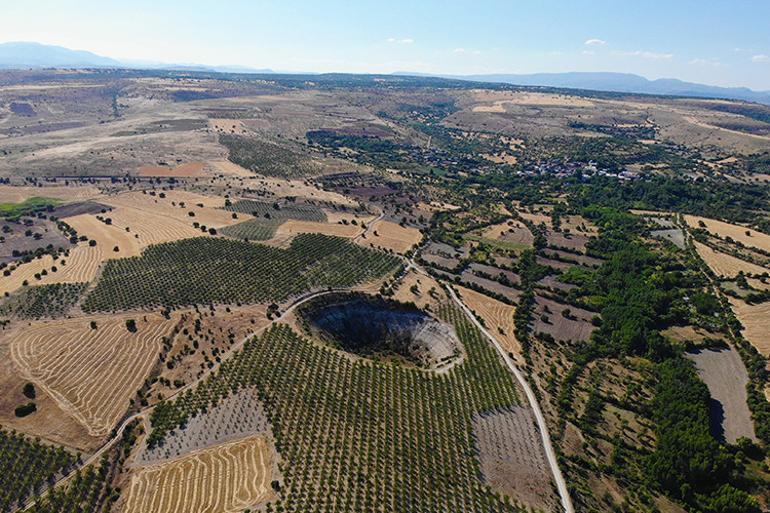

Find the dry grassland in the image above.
[
  {"left": 517, "top": 210, "right": 552, "bottom": 227},
  {"left": 10, "top": 313, "right": 176, "bottom": 436},
  {"left": 471, "top": 90, "right": 595, "bottom": 111},
  {"left": 693, "top": 241, "right": 768, "bottom": 277},
  {"left": 138, "top": 161, "right": 208, "bottom": 178},
  {"left": 247, "top": 176, "right": 360, "bottom": 206},
  {"left": 359, "top": 219, "right": 422, "bottom": 254},
  {"left": 685, "top": 215, "right": 770, "bottom": 253},
  {"left": 0, "top": 185, "right": 100, "bottom": 203},
  {"left": 208, "top": 118, "right": 249, "bottom": 134},
  {"left": 123, "top": 435, "right": 276, "bottom": 513},
  {"left": 103, "top": 190, "right": 238, "bottom": 228},
  {"left": 482, "top": 220, "right": 534, "bottom": 246},
  {"left": 456, "top": 285, "right": 522, "bottom": 360},
  {"left": 208, "top": 159, "right": 256, "bottom": 177},
  {"left": 392, "top": 270, "right": 447, "bottom": 310},
  {"left": 729, "top": 297, "right": 770, "bottom": 356}
]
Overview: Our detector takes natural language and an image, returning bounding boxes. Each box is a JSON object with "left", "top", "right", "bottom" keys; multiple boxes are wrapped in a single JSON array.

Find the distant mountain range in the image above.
[
  {"left": 2, "top": 42, "right": 768, "bottom": 105},
  {"left": 0, "top": 42, "right": 273, "bottom": 74},
  {"left": 424, "top": 71, "right": 770, "bottom": 105}
]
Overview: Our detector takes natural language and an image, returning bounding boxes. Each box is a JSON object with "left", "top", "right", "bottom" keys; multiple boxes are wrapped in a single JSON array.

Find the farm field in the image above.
[
  {"left": 123, "top": 435, "right": 277, "bottom": 513},
  {"left": 1, "top": 65, "right": 770, "bottom": 513},
  {"left": 729, "top": 298, "right": 770, "bottom": 356},
  {"left": 455, "top": 285, "right": 522, "bottom": 360},
  {"left": 9, "top": 313, "right": 177, "bottom": 436},
  {"left": 693, "top": 240, "right": 768, "bottom": 277},
  {"left": 358, "top": 219, "right": 422, "bottom": 254},
  {"left": 685, "top": 214, "right": 770, "bottom": 252},
  {"left": 685, "top": 347, "right": 756, "bottom": 443}
]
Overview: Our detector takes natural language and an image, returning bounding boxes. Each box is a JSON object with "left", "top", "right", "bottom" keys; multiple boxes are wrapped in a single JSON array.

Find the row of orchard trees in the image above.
[{"left": 149, "top": 307, "right": 534, "bottom": 513}]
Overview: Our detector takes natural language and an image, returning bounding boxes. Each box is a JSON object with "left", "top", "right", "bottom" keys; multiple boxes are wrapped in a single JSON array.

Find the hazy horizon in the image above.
[{"left": 2, "top": 0, "right": 769, "bottom": 90}]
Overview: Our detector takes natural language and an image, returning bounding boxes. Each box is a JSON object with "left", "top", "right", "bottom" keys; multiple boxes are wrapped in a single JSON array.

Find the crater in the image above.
[{"left": 298, "top": 293, "right": 461, "bottom": 369}]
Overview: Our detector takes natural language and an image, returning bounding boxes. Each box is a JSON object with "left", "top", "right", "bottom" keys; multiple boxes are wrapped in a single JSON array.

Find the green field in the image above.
[{"left": 0, "top": 197, "right": 59, "bottom": 218}]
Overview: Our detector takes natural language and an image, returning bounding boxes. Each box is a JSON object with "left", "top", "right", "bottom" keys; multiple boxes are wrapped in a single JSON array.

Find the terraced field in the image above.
[
  {"left": 10, "top": 314, "right": 176, "bottom": 436},
  {"left": 124, "top": 435, "right": 277, "bottom": 513}
]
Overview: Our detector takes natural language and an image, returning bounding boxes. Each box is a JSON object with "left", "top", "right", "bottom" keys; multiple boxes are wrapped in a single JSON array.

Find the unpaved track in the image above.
[{"left": 444, "top": 283, "right": 574, "bottom": 513}]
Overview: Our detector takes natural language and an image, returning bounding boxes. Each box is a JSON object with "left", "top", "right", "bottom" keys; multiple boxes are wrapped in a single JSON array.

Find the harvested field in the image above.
[
  {"left": 272, "top": 220, "right": 362, "bottom": 240},
  {"left": 685, "top": 347, "right": 756, "bottom": 443},
  {"left": 473, "top": 406, "right": 556, "bottom": 511},
  {"left": 662, "top": 325, "right": 726, "bottom": 345},
  {"left": 0, "top": 254, "right": 55, "bottom": 296},
  {"left": 103, "top": 190, "right": 239, "bottom": 228},
  {"left": 0, "top": 185, "right": 100, "bottom": 203},
  {"left": 693, "top": 241, "right": 768, "bottom": 277},
  {"left": 359, "top": 219, "right": 422, "bottom": 254},
  {"left": 10, "top": 313, "right": 176, "bottom": 436},
  {"left": 561, "top": 215, "right": 599, "bottom": 235},
  {"left": 138, "top": 161, "right": 208, "bottom": 177},
  {"left": 456, "top": 285, "right": 522, "bottom": 360},
  {"left": 124, "top": 435, "right": 276, "bottom": 513},
  {"left": 729, "top": 297, "right": 770, "bottom": 356},
  {"left": 106, "top": 206, "right": 204, "bottom": 247},
  {"left": 532, "top": 296, "right": 595, "bottom": 342},
  {"left": 66, "top": 213, "right": 143, "bottom": 256},
  {"left": 685, "top": 215, "right": 770, "bottom": 252},
  {"left": 138, "top": 388, "right": 271, "bottom": 464}
]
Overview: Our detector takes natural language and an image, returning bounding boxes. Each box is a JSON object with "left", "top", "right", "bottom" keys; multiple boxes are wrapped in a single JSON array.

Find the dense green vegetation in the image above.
[
  {"left": 561, "top": 208, "right": 763, "bottom": 512},
  {"left": 83, "top": 235, "right": 400, "bottom": 312},
  {"left": 0, "top": 197, "right": 59, "bottom": 219},
  {"left": 0, "top": 428, "right": 78, "bottom": 511},
  {"left": 148, "top": 308, "right": 526, "bottom": 512},
  {"left": 219, "top": 134, "right": 316, "bottom": 177},
  {"left": 0, "top": 283, "right": 87, "bottom": 319},
  {"left": 647, "top": 359, "right": 759, "bottom": 512}
]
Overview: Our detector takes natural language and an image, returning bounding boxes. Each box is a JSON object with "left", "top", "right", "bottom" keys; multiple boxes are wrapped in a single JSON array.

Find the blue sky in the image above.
[{"left": 3, "top": 0, "right": 770, "bottom": 89}]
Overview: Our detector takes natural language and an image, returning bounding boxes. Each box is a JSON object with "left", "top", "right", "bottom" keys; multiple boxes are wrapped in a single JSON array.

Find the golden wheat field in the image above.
[
  {"left": 455, "top": 285, "right": 522, "bottom": 360},
  {"left": 102, "top": 190, "right": 239, "bottom": 228},
  {"left": 359, "top": 219, "right": 422, "bottom": 254},
  {"left": 685, "top": 214, "right": 770, "bottom": 252},
  {"left": 693, "top": 241, "right": 768, "bottom": 277},
  {"left": 10, "top": 313, "right": 176, "bottom": 436},
  {"left": 123, "top": 435, "right": 276, "bottom": 513},
  {"left": 729, "top": 298, "right": 770, "bottom": 356}
]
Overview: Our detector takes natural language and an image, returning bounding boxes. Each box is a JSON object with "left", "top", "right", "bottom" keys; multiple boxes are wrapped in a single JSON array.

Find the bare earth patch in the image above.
[
  {"left": 474, "top": 406, "right": 556, "bottom": 512},
  {"left": 10, "top": 313, "right": 177, "bottom": 437},
  {"left": 124, "top": 435, "right": 277, "bottom": 513},
  {"left": 138, "top": 161, "right": 208, "bottom": 177},
  {"left": 686, "top": 347, "right": 757, "bottom": 443}
]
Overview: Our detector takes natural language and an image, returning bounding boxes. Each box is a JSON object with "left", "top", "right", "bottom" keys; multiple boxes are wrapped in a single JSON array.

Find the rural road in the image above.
[
  {"left": 444, "top": 284, "right": 575, "bottom": 513},
  {"left": 25, "top": 249, "right": 573, "bottom": 513}
]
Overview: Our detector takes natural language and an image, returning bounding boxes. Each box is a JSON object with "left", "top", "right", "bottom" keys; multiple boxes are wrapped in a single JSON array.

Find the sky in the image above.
[{"left": 2, "top": 0, "right": 770, "bottom": 90}]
